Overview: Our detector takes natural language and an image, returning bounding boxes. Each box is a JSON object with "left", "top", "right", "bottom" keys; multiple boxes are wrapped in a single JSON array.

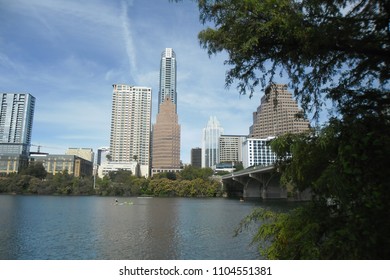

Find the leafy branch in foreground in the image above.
[
  {"left": 237, "top": 103, "right": 390, "bottom": 259},
  {"left": 195, "top": 0, "right": 389, "bottom": 117},
  {"left": 235, "top": 206, "right": 325, "bottom": 259}
]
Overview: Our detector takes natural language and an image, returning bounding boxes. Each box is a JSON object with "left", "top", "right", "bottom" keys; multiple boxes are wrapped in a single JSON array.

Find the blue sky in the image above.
[{"left": 1, "top": 0, "right": 301, "bottom": 164}]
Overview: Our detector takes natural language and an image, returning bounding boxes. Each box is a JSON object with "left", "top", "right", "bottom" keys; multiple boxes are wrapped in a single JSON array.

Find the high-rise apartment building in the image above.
[
  {"left": 0, "top": 93, "right": 35, "bottom": 174},
  {"left": 202, "top": 116, "right": 224, "bottom": 168},
  {"left": 250, "top": 84, "right": 310, "bottom": 138},
  {"left": 109, "top": 84, "right": 151, "bottom": 176},
  {"left": 151, "top": 97, "right": 181, "bottom": 175},
  {"left": 219, "top": 135, "right": 247, "bottom": 163},
  {"left": 0, "top": 93, "right": 35, "bottom": 156},
  {"left": 158, "top": 48, "right": 177, "bottom": 112}
]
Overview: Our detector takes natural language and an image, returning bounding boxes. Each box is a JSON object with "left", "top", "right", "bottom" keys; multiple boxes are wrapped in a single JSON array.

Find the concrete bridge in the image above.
[{"left": 221, "top": 165, "right": 287, "bottom": 199}]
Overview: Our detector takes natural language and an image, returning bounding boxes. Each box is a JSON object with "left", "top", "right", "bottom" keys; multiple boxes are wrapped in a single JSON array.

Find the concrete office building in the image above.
[
  {"left": 250, "top": 84, "right": 310, "bottom": 138},
  {"left": 30, "top": 154, "right": 93, "bottom": 177},
  {"left": 219, "top": 135, "right": 247, "bottom": 163},
  {"left": 109, "top": 84, "right": 151, "bottom": 177},
  {"left": 98, "top": 161, "right": 138, "bottom": 179},
  {"left": 242, "top": 137, "right": 277, "bottom": 168},
  {"left": 66, "top": 148, "right": 94, "bottom": 163}
]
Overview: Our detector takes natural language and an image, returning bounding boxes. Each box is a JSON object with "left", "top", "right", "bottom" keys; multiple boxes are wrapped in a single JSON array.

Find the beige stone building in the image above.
[
  {"left": 0, "top": 155, "right": 29, "bottom": 175},
  {"left": 219, "top": 135, "right": 247, "bottom": 163},
  {"left": 250, "top": 84, "right": 310, "bottom": 138},
  {"left": 30, "top": 154, "right": 93, "bottom": 177},
  {"left": 151, "top": 97, "right": 181, "bottom": 175},
  {"left": 66, "top": 148, "right": 94, "bottom": 162}
]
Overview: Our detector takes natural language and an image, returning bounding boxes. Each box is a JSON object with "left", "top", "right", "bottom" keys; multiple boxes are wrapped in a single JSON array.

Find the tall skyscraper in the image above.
[
  {"left": 250, "top": 84, "right": 310, "bottom": 138},
  {"left": 158, "top": 48, "right": 177, "bottom": 112},
  {"left": 151, "top": 96, "right": 181, "bottom": 175},
  {"left": 202, "top": 116, "right": 224, "bottom": 168},
  {"left": 0, "top": 93, "right": 35, "bottom": 156},
  {"left": 109, "top": 84, "right": 151, "bottom": 175}
]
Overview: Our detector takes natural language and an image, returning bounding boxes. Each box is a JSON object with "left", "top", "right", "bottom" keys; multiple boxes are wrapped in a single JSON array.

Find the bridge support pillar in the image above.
[
  {"left": 222, "top": 178, "right": 243, "bottom": 197},
  {"left": 243, "top": 178, "right": 261, "bottom": 198},
  {"left": 249, "top": 172, "right": 287, "bottom": 199}
]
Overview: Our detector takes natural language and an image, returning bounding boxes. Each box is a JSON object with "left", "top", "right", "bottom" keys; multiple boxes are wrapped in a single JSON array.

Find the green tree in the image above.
[
  {"left": 180, "top": 165, "right": 198, "bottom": 180},
  {"left": 234, "top": 162, "right": 243, "bottom": 171},
  {"left": 51, "top": 171, "right": 73, "bottom": 194},
  {"left": 194, "top": 0, "right": 389, "bottom": 116},
  {"left": 20, "top": 162, "right": 47, "bottom": 180},
  {"left": 179, "top": 166, "right": 214, "bottom": 180},
  {"left": 153, "top": 171, "right": 177, "bottom": 180},
  {"left": 244, "top": 102, "right": 390, "bottom": 259},
  {"left": 109, "top": 169, "right": 133, "bottom": 183},
  {"left": 198, "top": 167, "right": 214, "bottom": 180},
  {"left": 177, "top": 0, "right": 390, "bottom": 259}
]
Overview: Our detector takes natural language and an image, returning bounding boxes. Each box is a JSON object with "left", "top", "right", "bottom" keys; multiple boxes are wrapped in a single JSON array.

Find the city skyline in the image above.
[{"left": 0, "top": 0, "right": 319, "bottom": 164}]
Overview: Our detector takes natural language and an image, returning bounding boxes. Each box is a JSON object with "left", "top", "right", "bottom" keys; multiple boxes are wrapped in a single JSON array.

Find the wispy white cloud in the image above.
[
  {"left": 0, "top": 0, "right": 270, "bottom": 163},
  {"left": 120, "top": 0, "right": 137, "bottom": 83},
  {"left": 0, "top": 52, "right": 24, "bottom": 76}
]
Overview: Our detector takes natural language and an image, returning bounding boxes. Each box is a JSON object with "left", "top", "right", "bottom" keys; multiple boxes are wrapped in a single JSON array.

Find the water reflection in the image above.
[
  {"left": 94, "top": 197, "right": 180, "bottom": 259},
  {"left": 0, "top": 195, "right": 297, "bottom": 260}
]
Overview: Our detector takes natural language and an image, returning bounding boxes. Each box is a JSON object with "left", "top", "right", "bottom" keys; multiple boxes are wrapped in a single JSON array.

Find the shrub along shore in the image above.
[{"left": 0, "top": 164, "right": 224, "bottom": 197}]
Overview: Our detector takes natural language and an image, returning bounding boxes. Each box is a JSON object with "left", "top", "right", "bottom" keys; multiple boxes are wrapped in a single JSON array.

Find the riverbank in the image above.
[{"left": 0, "top": 173, "right": 223, "bottom": 198}]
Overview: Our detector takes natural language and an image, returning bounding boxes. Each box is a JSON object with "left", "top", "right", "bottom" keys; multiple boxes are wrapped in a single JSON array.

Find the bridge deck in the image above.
[{"left": 221, "top": 165, "right": 275, "bottom": 180}]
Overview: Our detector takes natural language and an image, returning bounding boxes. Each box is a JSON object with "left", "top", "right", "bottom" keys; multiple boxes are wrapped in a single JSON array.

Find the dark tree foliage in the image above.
[
  {"left": 20, "top": 162, "right": 47, "bottom": 180},
  {"left": 108, "top": 170, "right": 133, "bottom": 183},
  {"left": 152, "top": 171, "right": 178, "bottom": 180},
  {"left": 179, "top": 165, "right": 214, "bottom": 180},
  {"left": 171, "top": 0, "right": 390, "bottom": 259},
  {"left": 195, "top": 0, "right": 389, "bottom": 117},
  {"left": 265, "top": 90, "right": 390, "bottom": 259}
]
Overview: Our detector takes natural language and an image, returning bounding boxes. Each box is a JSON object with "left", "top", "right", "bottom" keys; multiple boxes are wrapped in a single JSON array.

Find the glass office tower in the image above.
[
  {"left": 158, "top": 48, "right": 177, "bottom": 112},
  {"left": 0, "top": 93, "right": 35, "bottom": 156},
  {"left": 201, "top": 116, "right": 224, "bottom": 168}
]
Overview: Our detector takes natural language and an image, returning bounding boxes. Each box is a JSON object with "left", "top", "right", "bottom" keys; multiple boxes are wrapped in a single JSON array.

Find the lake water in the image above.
[{"left": 0, "top": 195, "right": 296, "bottom": 260}]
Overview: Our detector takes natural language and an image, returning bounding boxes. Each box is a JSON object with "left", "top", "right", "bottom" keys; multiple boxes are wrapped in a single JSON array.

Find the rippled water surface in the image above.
[{"left": 0, "top": 195, "right": 296, "bottom": 260}]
